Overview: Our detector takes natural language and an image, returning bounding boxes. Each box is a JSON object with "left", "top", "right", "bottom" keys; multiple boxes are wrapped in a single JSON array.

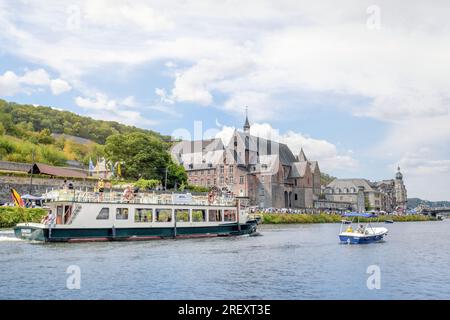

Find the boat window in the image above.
[
  {"left": 96, "top": 208, "right": 110, "bottom": 220},
  {"left": 135, "top": 208, "right": 152, "bottom": 222},
  {"left": 155, "top": 209, "right": 172, "bottom": 222},
  {"left": 175, "top": 209, "right": 190, "bottom": 222},
  {"left": 224, "top": 209, "right": 236, "bottom": 222},
  {"left": 208, "top": 209, "right": 221, "bottom": 222},
  {"left": 192, "top": 209, "right": 206, "bottom": 222},
  {"left": 116, "top": 208, "right": 129, "bottom": 220}
]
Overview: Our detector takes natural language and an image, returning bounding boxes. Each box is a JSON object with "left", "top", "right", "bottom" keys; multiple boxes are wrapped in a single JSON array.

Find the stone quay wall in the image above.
[{"left": 0, "top": 174, "right": 98, "bottom": 203}]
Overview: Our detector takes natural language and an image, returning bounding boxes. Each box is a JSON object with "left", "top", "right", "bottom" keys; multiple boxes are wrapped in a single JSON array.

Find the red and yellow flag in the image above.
[{"left": 10, "top": 188, "right": 24, "bottom": 207}]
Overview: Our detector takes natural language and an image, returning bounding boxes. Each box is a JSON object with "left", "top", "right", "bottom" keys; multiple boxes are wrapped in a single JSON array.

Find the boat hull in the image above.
[
  {"left": 14, "top": 221, "right": 258, "bottom": 242},
  {"left": 339, "top": 233, "right": 386, "bottom": 244},
  {"left": 339, "top": 227, "right": 388, "bottom": 244}
]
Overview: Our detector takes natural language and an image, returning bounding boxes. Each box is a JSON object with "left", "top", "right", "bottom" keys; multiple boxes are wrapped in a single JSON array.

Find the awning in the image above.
[
  {"left": 343, "top": 212, "right": 377, "bottom": 218},
  {"left": 21, "top": 194, "right": 44, "bottom": 200},
  {"left": 28, "top": 163, "right": 87, "bottom": 178}
]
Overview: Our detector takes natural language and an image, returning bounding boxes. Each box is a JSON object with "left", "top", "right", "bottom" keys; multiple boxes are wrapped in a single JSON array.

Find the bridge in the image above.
[{"left": 418, "top": 207, "right": 450, "bottom": 217}]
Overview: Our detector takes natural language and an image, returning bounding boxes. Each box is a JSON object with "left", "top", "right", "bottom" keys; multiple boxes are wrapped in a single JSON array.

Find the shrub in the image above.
[{"left": 0, "top": 207, "right": 47, "bottom": 228}]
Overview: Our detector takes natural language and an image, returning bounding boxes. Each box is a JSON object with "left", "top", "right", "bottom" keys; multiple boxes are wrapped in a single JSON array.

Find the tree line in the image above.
[{"left": 0, "top": 99, "right": 188, "bottom": 189}]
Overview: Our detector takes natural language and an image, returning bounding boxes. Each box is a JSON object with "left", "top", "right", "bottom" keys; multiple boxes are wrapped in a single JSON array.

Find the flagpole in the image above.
[{"left": 29, "top": 149, "right": 35, "bottom": 194}]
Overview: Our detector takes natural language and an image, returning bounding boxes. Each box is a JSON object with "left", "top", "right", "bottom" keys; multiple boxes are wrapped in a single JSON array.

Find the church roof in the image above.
[
  {"left": 327, "top": 178, "right": 375, "bottom": 192},
  {"left": 289, "top": 162, "right": 309, "bottom": 178}
]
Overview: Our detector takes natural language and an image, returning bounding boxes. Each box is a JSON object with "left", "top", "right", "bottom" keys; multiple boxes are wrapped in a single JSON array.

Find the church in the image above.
[{"left": 171, "top": 115, "right": 321, "bottom": 208}]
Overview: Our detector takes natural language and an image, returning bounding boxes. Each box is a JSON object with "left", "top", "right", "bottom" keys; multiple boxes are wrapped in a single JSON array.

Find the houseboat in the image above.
[{"left": 14, "top": 189, "right": 258, "bottom": 242}]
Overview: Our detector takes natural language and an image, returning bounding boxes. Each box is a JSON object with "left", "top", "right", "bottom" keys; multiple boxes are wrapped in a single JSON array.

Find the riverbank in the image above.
[
  {"left": 260, "top": 213, "right": 433, "bottom": 224},
  {"left": 0, "top": 207, "right": 46, "bottom": 228}
]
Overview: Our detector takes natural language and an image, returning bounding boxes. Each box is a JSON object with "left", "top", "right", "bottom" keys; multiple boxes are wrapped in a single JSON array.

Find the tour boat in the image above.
[
  {"left": 338, "top": 213, "right": 388, "bottom": 244},
  {"left": 14, "top": 189, "right": 258, "bottom": 242}
]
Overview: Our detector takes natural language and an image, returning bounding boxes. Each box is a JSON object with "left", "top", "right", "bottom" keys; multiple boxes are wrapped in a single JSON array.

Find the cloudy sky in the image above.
[{"left": 1, "top": 0, "right": 449, "bottom": 200}]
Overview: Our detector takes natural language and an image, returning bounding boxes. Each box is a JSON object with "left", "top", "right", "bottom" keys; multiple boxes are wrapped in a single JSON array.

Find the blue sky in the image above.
[{"left": 1, "top": 0, "right": 450, "bottom": 200}]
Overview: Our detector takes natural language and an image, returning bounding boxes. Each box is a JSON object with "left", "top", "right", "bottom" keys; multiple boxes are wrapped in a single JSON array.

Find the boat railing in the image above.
[{"left": 43, "top": 190, "right": 238, "bottom": 207}]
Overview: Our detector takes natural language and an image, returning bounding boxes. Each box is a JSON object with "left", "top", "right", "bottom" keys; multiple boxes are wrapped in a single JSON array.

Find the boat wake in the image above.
[{"left": 0, "top": 230, "right": 22, "bottom": 242}]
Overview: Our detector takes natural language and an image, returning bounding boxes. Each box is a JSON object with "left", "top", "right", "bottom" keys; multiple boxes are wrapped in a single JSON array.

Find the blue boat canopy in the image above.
[{"left": 343, "top": 212, "right": 377, "bottom": 218}]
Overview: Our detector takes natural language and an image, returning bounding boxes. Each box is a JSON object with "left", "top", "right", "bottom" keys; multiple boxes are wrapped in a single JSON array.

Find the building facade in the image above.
[
  {"left": 322, "top": 167, "right": 408, "bottom": 212},
  {"left": 171, "top": 116, "right": 321, "bottom": 209}
]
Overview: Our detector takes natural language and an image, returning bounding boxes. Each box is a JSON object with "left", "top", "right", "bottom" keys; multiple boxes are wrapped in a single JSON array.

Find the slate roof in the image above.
[{"left": 327, "top": 178, "right": 375, "bottom": 192}]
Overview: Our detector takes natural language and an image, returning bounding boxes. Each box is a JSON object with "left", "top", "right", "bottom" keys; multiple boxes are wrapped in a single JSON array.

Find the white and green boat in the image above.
[{"left": 14, "top": 190, "right": 258, "bottom": 242}]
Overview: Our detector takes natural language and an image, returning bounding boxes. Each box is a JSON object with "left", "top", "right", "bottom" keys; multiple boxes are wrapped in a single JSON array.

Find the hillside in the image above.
[
  {"left": 0, "top": 99, "right": 169, "bottom": 144},
  {"left": 0, "top": 99, "right": 169, "bottom": 167},
  {"left": 407, "top": 198, "right": 450, "bottom": 209}
]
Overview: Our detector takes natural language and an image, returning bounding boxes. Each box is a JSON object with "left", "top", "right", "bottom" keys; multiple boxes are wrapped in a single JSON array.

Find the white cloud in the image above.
[
  {"left": 0, "top": 71, "right": 21, "bottom": 96},
  {"left": 84, "top": 0, "right": 174, "bottom": 32},
  {"left": 50, "top": 78, "right": 72, "bottom": 95},
  {"left": 397, "top": 150, "right": 450, "bottom": 200},
  {"left": 74, "top": 92, "right": 157, "bottom": 126},
  {"left": 213, "top": 122, "right": 358, "bottom": 172},
  {"left": 0, "top": 68, "right": 71, "bottom": 96}
]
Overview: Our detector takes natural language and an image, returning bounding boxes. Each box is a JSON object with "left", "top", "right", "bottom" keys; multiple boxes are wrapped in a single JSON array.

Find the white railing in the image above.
[{"left": 43, "top": 190, "right": 238, "bottom": 207}]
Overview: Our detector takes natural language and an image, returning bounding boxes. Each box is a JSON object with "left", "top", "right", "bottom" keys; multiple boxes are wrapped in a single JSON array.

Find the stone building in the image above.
[
  {"left": 171, "top": 115, "right": 321, "bottom": 208},
  {"left": 322, "top": 167, "right": 408, "bottom": 212}
]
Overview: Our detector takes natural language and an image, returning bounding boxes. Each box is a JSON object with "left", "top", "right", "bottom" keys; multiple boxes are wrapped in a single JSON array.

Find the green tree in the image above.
[
  {"left": 105, "top": 132, "right": 185, "bottom": 187},
  {"left": 36, "top": 128, "right": 55, "bottom": 144}
]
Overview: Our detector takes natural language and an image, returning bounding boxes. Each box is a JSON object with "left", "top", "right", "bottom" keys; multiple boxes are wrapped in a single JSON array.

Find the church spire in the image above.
[
  {"left": 396, "top": 165, "right": 403, "bottom": 180},
  {"left": 243, "top": 106, "right": 250, "bottom": 133},
  {"left": 298, "top": 148, "right": 308, "bottom": 162}
]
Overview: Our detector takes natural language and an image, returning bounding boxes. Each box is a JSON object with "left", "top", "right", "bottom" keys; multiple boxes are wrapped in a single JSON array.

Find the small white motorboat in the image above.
[{"left": 339, "top": 213, "right": 388, "bottom": 244}]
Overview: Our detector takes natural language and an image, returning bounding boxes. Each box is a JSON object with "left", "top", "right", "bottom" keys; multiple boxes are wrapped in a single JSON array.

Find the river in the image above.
[{"left": 0, "top": 220, "right": 449, "bottom": 299}]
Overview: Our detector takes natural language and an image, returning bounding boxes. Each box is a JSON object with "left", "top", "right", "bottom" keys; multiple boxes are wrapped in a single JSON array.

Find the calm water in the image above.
[{"left": 1, "top": 220, "right": 449, "bottom": 299}]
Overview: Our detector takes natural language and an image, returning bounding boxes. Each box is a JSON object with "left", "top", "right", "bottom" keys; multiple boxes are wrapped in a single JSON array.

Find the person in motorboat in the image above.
[{"left": 356, "top": 224, "right": 365, "bottom": 233}]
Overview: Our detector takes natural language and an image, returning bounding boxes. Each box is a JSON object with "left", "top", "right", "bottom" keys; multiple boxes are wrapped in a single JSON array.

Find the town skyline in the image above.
[{"left": 1, "top": 1, "right": 450, "bottom": 201}]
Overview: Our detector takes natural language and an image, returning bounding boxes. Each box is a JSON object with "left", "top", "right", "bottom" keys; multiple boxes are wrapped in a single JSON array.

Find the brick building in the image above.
[{"left": 171, "top": 116, "right": 321, "bottom": 208}]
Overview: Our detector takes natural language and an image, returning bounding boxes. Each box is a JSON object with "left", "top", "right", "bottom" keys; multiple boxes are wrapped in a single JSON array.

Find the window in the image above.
[
  {"left": 220, "top": 177, "right": 224, "bottom": 184},
  {"left": 116, "top": 208, "right": 129, "bottom": 220},
  {"left": 135, "top": 208, "right": 152, "bottom": 222},
  {"left": 224, "top": 209, "right": 236, "bottom": 222},
  {"left": 228, "top": 165, "right": 233, "bottom": 175},
  {"left": 209, "top": 209, "right": 222, "bottom": 222},
  {"left": 295, "top": 194, "right": 298, "bottom": 201},
  {"left": 192, "top": 209, "right": 206, "bottom": 222},
  {"left": 229, "top": 177, "right": 234, "bottom": 184},
  {"left": 240, "top": 176, "right": 244, "bottom": 184},
  {"left": 220, "top": 165, "right": 224, "bottom": 174},
  {"left": 175, "top": 209, "right": 190, "bottom": 222},
  {"left": 96, "top": 208, "right": 109, "bottom": 220},
  {"left": 156, "top": 209, "right": 172, "bottom": 222},
  {"left": 294, "top": 179, "right": 298, "bottom": 186}
]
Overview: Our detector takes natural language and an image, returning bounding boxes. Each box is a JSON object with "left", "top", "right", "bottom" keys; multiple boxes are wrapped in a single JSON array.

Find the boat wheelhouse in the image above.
[
  {"left": 338, "top": 213, "right": 388, "bottom": 244},
  {"left": 14, "top": 190, "right": 258, "bottom": 242}
]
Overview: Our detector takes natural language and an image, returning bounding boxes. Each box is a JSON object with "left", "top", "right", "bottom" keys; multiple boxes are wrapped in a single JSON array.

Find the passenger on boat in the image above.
[
  {"left": 98, "top": 179, "right": 105, "bottom": 200},
  {"left": 122, "top": 186, "right": 134, "bottom": 202},
  {"left": 357, "top": 224, "right": 365, "bottom": 233},
  {"left": 62, "top": 179, "right": 68, "bottom": 191}
]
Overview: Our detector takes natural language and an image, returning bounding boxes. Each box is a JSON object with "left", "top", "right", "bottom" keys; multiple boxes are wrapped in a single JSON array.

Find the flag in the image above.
[
  {"left": 117, "top": 162, "right": 122, "bottom": 177},
  {"left": 89, "top": 158, "right": 95, "bottom": 174},
  {"left": 10, "top": 188, "right": 24, "bottom": 207}
]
